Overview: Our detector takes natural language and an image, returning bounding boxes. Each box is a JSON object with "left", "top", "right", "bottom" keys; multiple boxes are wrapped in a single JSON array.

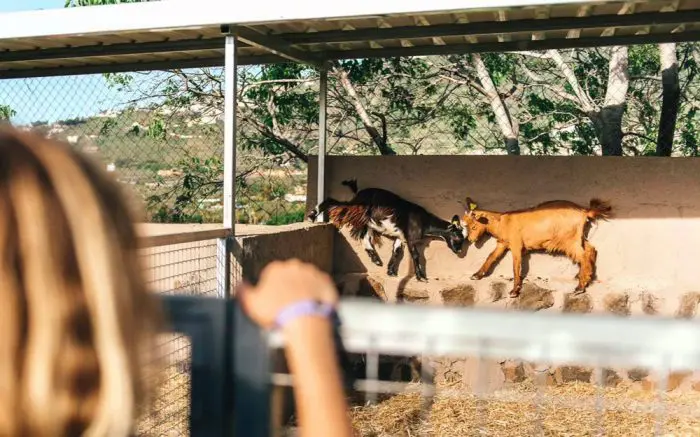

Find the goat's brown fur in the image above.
[
  {"left": 324, "top": 203, "right": 385, "bottom": 248},
  {"left": 462, "top": 197, "right": 612, "bottom": 298}
]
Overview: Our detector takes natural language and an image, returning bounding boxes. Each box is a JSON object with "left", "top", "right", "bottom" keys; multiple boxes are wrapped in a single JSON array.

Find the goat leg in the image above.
[
  {"left": 509, "top": 245, "right": 524, "bottom": 298},
  {"left": 574, "top": 242, "right": 597, "bottom": 294},
  {"left": 471, "top": 242, "right": 507, "bottom": 280},
  {"left": 387, "top": 238, "right": 404, "bottom": 277},
  {"left": 362, "top": 231, "right": 383, "bottom": 267},
  {"left": 407, "top": 242, "right": 427, "bottom": 281}
]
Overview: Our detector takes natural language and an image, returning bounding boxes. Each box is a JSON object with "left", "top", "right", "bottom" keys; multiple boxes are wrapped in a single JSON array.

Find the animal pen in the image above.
[{"left": 5, "top": 0, "right": 700, "bottom": 435}]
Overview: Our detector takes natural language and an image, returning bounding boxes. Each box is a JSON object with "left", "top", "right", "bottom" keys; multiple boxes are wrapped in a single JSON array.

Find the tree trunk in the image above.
[
  {"left": 472, "top": 53, "right": 520, "bottom": 155},
  {"left": 597, "top": 46, "right": 629, "bottom": 156},
  {"left": 245, "top": 116, "right": 309, "bottom": 163},
  {"left": 547, "top": 48, "right": 628, "bottom": 155},
  {"left": 656, "top": 43, "right": 680, "bottom": 156},
  {"left": 336, "top": 67, "right": 396, "bottom": 156},
  {"left": 547, "top": 50, "right": 596, "bottom": 113}
]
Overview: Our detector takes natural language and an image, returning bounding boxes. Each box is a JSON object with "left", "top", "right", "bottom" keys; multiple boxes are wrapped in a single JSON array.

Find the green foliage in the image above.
[
  {"left": 99, "top": 118, "right": 118, "bottom": 136},
  {"left": 681, "top": 107, "right": 700, "bottom": 156},
  {"left": 146, "top": 118, "right": 167, "bottom": 141},
  {"left": 147, "top": 155, "right": 223, "bottom": 224},
  {"left": 39, "top": 11, "right": 700, "bottom": 222},
  {"left": 0, "top": 104, "right": 16, "bottom": 120},
  {"left": 264, "top": 206, "right": 306, "bottom": 225},
  {"left": 480, "top": 53, "right": 517, "bottom": 86},
  {"left": 448, "top": 104, "right": 476, "bottom": 141},
  {"left": 65, "top": 0, "right": 146, "bottom": 6},
  {"left": 629, "top": 44, "right": 660, "bottom": 76},
  {"left": 103, "top": 72, "right": 134, "bottom": 90},
  {"left": 241, "top": 64, "right": 318, "bottom": 157}
]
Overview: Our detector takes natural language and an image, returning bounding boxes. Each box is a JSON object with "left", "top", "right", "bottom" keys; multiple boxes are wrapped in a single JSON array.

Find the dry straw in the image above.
[{"left": 350, "top": 381, "right": 700, "bottom": 437}]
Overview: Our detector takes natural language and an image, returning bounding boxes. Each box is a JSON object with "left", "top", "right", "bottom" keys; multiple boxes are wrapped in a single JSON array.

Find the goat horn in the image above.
[{"left": 465, "top": 197, "right": 477, "bottom": 211}]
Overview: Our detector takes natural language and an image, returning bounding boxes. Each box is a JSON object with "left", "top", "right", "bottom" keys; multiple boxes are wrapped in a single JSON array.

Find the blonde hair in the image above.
[{"left": 0, "top": 127, "right": 162, "bottom": 436}]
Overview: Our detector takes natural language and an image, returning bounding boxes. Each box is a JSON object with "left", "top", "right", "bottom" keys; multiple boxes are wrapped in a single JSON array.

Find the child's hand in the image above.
[{"left": 237, "top": 259, "right": 339, "bottom": 329}]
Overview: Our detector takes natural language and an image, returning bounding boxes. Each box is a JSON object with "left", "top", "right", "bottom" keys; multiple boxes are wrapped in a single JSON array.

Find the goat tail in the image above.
[
  {"left": 341, "top": 179, "right": 359, "bottom": 194},
  {"left": 587, "top": 198, "right": 612, "bottom": 221},
  {"left": 307, "top": 197, "right": 340, "bottom": 222},
  {"left": 323, "top": 202, "right": 373, "bottom": 241}
]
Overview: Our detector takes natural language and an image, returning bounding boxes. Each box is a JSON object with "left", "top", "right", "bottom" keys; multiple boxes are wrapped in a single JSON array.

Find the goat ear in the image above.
[
  {"left": 465, "top": 197, "right": 477, "bottom": 212},
  {"left": 477, "top": 216, "right": 489, "bottom": 225}
]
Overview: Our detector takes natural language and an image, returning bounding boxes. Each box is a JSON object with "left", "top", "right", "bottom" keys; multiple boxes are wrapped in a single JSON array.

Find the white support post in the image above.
[
  {"left": 317, "top": 66, "right": 328, "bottom": 221},
  {"left": 217, "top": 30, "right": 238, "bottom": 299}
]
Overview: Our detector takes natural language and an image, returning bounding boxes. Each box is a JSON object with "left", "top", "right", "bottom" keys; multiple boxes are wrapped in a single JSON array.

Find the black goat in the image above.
[{"left": 307, "top": 179, "right": 465, "bottom": 281}]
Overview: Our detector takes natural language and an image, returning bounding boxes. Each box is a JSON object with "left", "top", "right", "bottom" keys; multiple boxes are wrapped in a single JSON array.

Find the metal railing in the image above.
[
  {"left": 152, "top": 292, "right": 700, "bottom": 436},
  {"left": 267, "top": 299, "right": 700, "bottom": 436}
]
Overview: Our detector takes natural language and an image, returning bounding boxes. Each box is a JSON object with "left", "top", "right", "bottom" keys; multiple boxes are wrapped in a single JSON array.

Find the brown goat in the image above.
[{"left": 462, "top": 197, "right": 612, "bottom": 298}]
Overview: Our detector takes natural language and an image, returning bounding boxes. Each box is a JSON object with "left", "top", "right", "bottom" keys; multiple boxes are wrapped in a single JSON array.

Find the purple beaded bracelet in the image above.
[{"left": 274, "top": 299, "right": 335, "bottom": 329}]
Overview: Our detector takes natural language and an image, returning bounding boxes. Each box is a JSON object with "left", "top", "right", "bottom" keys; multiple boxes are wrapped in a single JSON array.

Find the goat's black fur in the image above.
[{"left": 308, "top": 179, "right": 464, "bottom": 281}]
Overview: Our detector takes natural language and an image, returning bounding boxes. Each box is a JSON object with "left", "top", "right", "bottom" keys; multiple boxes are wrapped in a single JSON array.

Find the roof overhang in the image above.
[{"left": 1, "top": 0, "right": 700, "bottom": 78}]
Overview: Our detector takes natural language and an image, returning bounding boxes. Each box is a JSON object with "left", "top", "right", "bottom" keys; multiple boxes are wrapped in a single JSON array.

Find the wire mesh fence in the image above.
[
  {"left": 136, "top": 232, "right": 232, "bottom": 437},
  {"left": 2, "top": 42, "right": 700, "bottom": 227},
  {"left": 268, "top": 299, "right": 700, "bottom": 437}
]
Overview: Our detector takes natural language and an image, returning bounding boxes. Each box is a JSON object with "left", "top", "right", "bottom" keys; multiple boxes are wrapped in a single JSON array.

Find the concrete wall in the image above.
[
  {"left": 233, "top": 222, "right": 334, "bottom": 284},
  {"left": 308, "top": 155, "right": 700, "bottom": 317},
  {"left": 308, "top": 155, "right": 700, "bottom": 393},
  {"left": 138, "top": 222, "right": 335, "bottom": 294}
]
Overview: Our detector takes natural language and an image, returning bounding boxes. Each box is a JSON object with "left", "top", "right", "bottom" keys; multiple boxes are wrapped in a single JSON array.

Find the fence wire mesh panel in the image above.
[
  {"left": 141, "top": 239, "right": 221, "bottom": 296},
  {"left": 269, "top": 299, "right": 700, "bottom": 437},
  {"left": 137, "top": 234, "right": 231, "bottom": 437},
  {"left": 2, "top": 44, "right": 700, "bottom": 227},
  {"left": 0, "top": 71, "right": 225, "bottom": 223},
  {"left": 138, "top": 333, "right": 193, "bottom": 437}
]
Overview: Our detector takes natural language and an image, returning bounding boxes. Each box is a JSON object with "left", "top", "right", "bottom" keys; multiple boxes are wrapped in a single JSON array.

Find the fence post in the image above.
[
  {"left": 316, "top": 65, "right": 328, "bottom": 221},
  {"left": 233, "top": 301, "right": 272, "bottom": 437},
  {"left": 217, "top": 27, "right": 238, "bottom": 299},
  {"left": 160, "top": 295, "right": 231, "bottom": 437}
]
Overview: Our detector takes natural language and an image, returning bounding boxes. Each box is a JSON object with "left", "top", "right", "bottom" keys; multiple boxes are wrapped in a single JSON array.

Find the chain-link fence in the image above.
[
  {"left": 137, "top": 230, "right": 232, "bottom": 437},
  {"left": 2, "top": 43, "right": 699, "bottom": 225}
]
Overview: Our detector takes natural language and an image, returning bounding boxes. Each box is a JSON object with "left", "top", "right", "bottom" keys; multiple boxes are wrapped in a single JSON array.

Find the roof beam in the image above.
[
  {"left": 235, "top": 27, "right": 324, "bottom": 68},
  {"left": 567, "top": 5, "right": 592, "bottom": 39},
  {"left": 281, "top": 10, "right": 700, "bottom": 45},
  {"left": 0, "top": 53, "right": 285, "bottom": 79},
  {"left": 0, "top": 38, "right": 229, "bottom": 64},
  {"left": 600, "top": 2, "right": 636, "bottom": 38},
  {"left": 320, "top": 29, "right": 700, "bottom": 60}
]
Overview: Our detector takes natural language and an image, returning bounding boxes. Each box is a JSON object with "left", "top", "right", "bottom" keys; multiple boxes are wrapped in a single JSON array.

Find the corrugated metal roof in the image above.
[{"left": 1, "top": 0, "right": 699, "bottom": 78}]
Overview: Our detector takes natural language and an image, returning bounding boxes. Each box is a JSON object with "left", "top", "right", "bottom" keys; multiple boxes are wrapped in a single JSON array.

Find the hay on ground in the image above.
[{"left": 350, "top": 381, "right": 700, "bottom": 436}]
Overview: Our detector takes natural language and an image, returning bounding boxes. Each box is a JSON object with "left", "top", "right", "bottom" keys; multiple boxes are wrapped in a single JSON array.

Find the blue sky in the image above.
[
  {"left": 0, "top": 0, "right": 65, "bottom": 12},
  {"left": 0, "top": 0, "right": 132, "bottom": 124}
]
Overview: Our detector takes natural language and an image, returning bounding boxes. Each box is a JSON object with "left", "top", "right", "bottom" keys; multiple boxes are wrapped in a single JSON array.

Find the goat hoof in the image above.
[
  {"left": 509, "top": 290, "right": 520, "bottom": 298},
  {"left": 471, "top": 273, "right": 483, "bottom": 280},
  {"left": 573, "top": 287, "right": 586, "bottom": 295},
  {"left": 387, "top": 269, "right": 398, "bottom": 277}
]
